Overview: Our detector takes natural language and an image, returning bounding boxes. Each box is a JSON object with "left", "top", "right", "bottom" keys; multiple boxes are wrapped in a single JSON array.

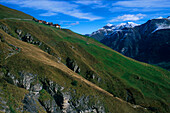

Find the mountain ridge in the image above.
[{"left": 89, "top": 17, "right": 170, "bottom": 70}]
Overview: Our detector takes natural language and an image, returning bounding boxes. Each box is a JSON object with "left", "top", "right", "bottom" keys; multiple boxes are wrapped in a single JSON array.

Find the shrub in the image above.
[{"left": 71, "top": 80, "right": 78, "bottom": 86}]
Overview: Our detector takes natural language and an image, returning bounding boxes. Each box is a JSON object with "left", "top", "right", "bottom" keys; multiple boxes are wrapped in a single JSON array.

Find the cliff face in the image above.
[
  {"left": 0, "top": 71, "right": 105, "bottom": 113},
  {"left": 101, "top": 27, "right": 141, "bottom": 58},
  {"left": 135, "top": 19, "right": 170, "bottom": 64}
]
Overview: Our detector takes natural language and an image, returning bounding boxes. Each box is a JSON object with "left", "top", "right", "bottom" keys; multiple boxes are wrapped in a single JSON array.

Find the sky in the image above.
[{"left": 0, "top": 0, "right": 170, "bottom": 34}]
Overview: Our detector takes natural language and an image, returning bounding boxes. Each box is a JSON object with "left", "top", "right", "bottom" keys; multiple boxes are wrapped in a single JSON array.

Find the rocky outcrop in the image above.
[
  {"left": 4, "top": 42, "right": 21, "bottom": 59},
  {"left": 0, "top": 33, "right": 5, "bottom": 42},
  {"left": 18, "top": 71, "right": 36, "bottom": 90},
  {"left": 86, "top": 70, "right": 101, "bottom": 82},
  {"left": 14, "top": 29, "right": 61, "bottom": 60},
  {"left": 66, "top": 57, "right": 81, "bottom": 73},
  {"left": 16, "top": 29, "right": 22, "bottom": 36},
  {"left": 0, "top": 24, "right": 10, "bottom": 34},
  {"left": 126, "top": 89, "right": 136, "bottom": 104},
  {"left": 0, "top": 68, "right": 106, "bottom": 113},
  {"left": 71, "top": 95, "right": 105, "bottom": 113},
  {"left": 40, "top": 98, "right": 58, "bottom": 113},
  {"left": 23, "top": 93, "right": 46, "bottom": 113},
  {"left": 22, "top": 33, "right": 34, "bottom": 43},
  {"left": 0, "top": 90, "right": 10, "bottom": 113}
]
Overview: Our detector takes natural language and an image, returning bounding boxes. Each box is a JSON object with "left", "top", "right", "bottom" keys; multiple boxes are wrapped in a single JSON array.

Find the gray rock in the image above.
[
  {"left": 6, "top": 72, "right": 19, "bottom": 85},
  {"left": 0, "top": 33, "right": 5, "bottom": 42},
  {"left": 31, "top": 83, "right": 42, "bottom": 92},
  {"left": 66, "top": 57, "right": 81, "bottom": 73},
  {"left": 22, "top": 33, "right": 34, "bottom": 43},
  {"left": 0, "top": 24, "right": 9, "bottom": 34},
  {"left": 76, "top": 67, "right": 81, "bottom": 73},
  {"left": 62, "top": 93, "right": 71, "bottom": 113},
  {"left": 18, "top": 71, "right": 36, "bottom": 90},
  {"left": 16, "top": 29, "right": 22, "bottom": 36},
  {"left": 30, "top": 83, "right": 43, "bottom": 97},
  {"left": 92, "top": 74, "right": 95, "bottom": 79},
  {"left": 73, "top": 64, "right": 79, "bottom": 72},
  {"left": 40, "top": 99, "right": 59, "bottom": 113},
  {"left": 0, "top": 91, "right": 10, "bottom": 113},
  {"left": 97, "top": 77, "right": 101, "bottom": 82},
  {"left": 23, "top": 93, "right": 46, "bottom": 113}
]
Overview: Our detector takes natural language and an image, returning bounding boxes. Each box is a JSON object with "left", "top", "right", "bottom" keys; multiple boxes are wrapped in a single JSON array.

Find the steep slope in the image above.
[
  {"left": 90, "top": 18, "right": 170, "bottom": 70},
  {"left": 0, "top": 5, "right": 170, "bottom": 113},
  {"left": 1, "top": 29, "right": 145, "bottom": 113},
  {"left": 0, "top": 4, "right": 33, "bottom": 19}
]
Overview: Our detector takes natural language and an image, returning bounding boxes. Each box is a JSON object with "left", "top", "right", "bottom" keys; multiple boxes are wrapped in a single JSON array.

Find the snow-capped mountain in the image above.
[
  {"left": 90, "top": 22, "right": 139, "bottom": 41},
  {"left": 89, "top": 17, "right": 170, "bottom": 70}
]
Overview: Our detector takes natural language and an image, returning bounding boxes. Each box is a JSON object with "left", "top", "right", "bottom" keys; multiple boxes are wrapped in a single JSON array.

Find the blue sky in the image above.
[{"left": 0, "top": 0, "right": 170, "bottom": 34}]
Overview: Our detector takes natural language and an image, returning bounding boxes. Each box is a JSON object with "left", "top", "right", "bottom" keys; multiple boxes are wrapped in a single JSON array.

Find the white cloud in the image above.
[
  {"left": 109, "top": 14, "right": 146, "bottom": 22},
  {"left": 75, "top": 0, "right": 107, "bottom": 8},
  {"left": 1, "top": 0, "right": 102, "bottom": 21},
  {"left": 40, "top": 12, "right": 57, "bottom": 16},
  {"left": 75, "top": 0, "right": 99, "bottom": 5},
  {"left": 112, "top": 0, "right": 170, "bottom": 8},
  {"left": 59, "top": 21, "right": 80, "bottom": 26},
  {"left": 110, "top": 0, "right": 170, "bottom": 13},
  {"left": 70, "top": 21, "right": 79, "bottom": 25}
]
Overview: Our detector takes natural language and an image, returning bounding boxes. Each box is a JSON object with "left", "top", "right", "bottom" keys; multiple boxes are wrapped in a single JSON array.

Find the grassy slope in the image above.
[
  {"left": 1, "top": 19, "right": 169, "bottom": 112},
  {"left": 0, "top": 4, "right": 169, "bottom": 112},
  {"left": 0, "top": 4, "right": 33, "bottom": 19},
  {"left": 0, "top": 29, "right": 145, "bottom": 113}
]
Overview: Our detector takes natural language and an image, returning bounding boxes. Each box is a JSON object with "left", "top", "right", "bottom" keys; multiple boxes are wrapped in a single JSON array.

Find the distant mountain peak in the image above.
[
  {"left": 121, "top": 22, "right": 139, "bottom": 28},
  {"left": 106, "top": 23, "right": 114, "bottom": 27},
  {"left": 104, "top": 22, "right": 139, "bottom": 30},
  {"left": 90, "top": 22, "right": 139, "bottom": 41},
  {"left": 156, "top": 16, "right": 163, "bottom": 19}
]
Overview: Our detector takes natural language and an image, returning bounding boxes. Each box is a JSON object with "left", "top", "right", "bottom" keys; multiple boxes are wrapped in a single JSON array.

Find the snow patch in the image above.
[
  {"left": 167, "top": 16, "right": 170, "bottom": 20},
  {"left": 106, "top": 23, "right": 113, "bottom": 27},
  {"left": 91, "top": 22, "right": 139, "bottom": 37},
  {"left": 156, "top": 16, "right": 163, "bottom": 19},
  {"left": 152, "top": 23, "right": 170, "bottom": 33},
  {"left": 98, "top": 28, "right": 105, "bottom": 30}
]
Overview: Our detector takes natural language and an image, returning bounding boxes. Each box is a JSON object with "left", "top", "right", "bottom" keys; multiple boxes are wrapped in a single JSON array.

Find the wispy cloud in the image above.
[
  {"left": 75, "top": 0, "right": 107, "bottom": 8},
  {"left": 111, "top": 0, "right": 170, "bottom": 12},
  {"left": 40, "top": 12, "right": 57, "bottom": 16},
  {"left": 1, "top": 0, "right": 103, "bottom": 21},
  {"left": 70, "top": 21, "right": 79, "bottom": 25},
  {"left": 75, "top": 0, "right": 99, "bottom": 5},
  {"left": 109, "top": 14, "right": 146, "bottom": 22},
  {"left": 112, "top": 0, "right": 170, "bottom": 8},
  {"left": 59, "top": 21, "right": 80, "bottom": 27}
]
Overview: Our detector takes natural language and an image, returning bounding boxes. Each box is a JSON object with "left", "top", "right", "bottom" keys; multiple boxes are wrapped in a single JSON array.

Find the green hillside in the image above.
[
  {"left": 0, "top": 4, "right": 33, "bottom": 19},
  {"left": 0, "top": 4, "right": 169, "bottom": 113}
]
